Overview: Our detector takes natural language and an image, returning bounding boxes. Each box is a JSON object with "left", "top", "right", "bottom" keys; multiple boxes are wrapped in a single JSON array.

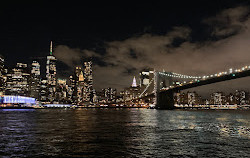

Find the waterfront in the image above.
[{"left": 0, "top": 109, "right": 249, "bottom": 157}]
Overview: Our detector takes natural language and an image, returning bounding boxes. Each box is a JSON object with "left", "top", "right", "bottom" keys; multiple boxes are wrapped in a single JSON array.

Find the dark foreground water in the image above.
[{"left": 0, "top": 109, "right": 249, "bottom": 157}]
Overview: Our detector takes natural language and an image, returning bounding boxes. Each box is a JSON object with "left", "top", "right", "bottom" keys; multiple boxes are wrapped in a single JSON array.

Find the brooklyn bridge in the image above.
[{"left": 121, "top": 65, "right": 250, "bottom": 109}]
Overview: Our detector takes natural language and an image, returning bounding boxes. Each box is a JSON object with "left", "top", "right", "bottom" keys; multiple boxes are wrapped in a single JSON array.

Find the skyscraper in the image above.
[
  {"left": 5, "top": 63, "right": 30, "bottom": 96},
  {"left": 46, "top": 41, "right": 57, "bottom": 103},
  {"left": 30, "top": 61, "right": 40, "bottom": 99},
  {"left": 83, "top": 61, "right": 93, "bottom": 103},
  {"left": 0, "top": 55, "right": 5, "bottom": 95},
  {"left": 68, "top": 75, "right": 76, "bottom": 103},
  {"left": 56, "top": 78, "right": 68, "bottom": 103},
  {"left": 131, "top": 76, "right": 137, "bottom": 87},
  {"left": 124, "top": 77, "right": 141, "bottom": 101},
  {"left": 74, "top": 67, "right": 85, "bottom": 104},
  {"left": 40, "top": 78, "right": 48, "bottom": 104}
]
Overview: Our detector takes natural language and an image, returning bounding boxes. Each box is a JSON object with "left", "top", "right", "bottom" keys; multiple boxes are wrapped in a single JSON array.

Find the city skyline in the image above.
[
  {"left": 1, "top": 2, "right": 250, "bottom": 158},
  {"left": 0, "top": 1, "right": 250, "bottom": 97},
  {"left": 1, "top": 49, "right": 249, "bottom": 102},
  {"left": 0, "top": 40, "right": 249, "bottom": 98}
]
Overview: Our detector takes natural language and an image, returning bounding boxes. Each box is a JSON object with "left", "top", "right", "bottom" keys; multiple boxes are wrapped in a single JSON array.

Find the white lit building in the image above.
[
  {"left": 56, "top": 78, "right": 68, "bottom": 103},
  {"left": 0, "top": 55, "right": 5, "bottom": 95},
  {"left": 75, "top": 67, "right": 85, "bottom": 104},
  {"left": 46, "top": 41, "right": 57, "bottom": 103},
  {"left": 102, "top": 87, "right": 117, "bottom": 102},
  {"left": 83, "top": 61, "right": 93, "bottom": 103},
  {"left": 5, "top": 63, "right": 30, "bottom": 96},
  {"left": 40, "top": 78, "right": 48, "bottom": 104},
  {"left": 235, "top": 90, "right": 248, "bottom": 105},
  {"left": 124, "top": 77, "right": 141, "bottom": 101},
  {"left": 30, "top": 61, "right": 40, "bottom": 99},
  {"left": 210, "top": 92, "right": 225, "bottom": 105}
]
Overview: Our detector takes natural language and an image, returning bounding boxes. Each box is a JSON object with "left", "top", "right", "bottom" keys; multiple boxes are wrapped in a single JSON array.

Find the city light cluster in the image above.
[
  {"left": 0, "top": 41, "right": 248, "bottom": 108},
  {"left": 1, "top": 96, "right": 36, "bottom": 104},
  {"left": 0, "top": 42, "right": 94, "bottom": 106},
  {"left": 174, "top": 90, "right": 250, "bottom": 109}
]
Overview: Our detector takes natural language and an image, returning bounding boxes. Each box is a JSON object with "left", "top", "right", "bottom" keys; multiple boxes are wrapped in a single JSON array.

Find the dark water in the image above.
[{"left": 0, "top": 109, "right": 249, "bottom": 157}]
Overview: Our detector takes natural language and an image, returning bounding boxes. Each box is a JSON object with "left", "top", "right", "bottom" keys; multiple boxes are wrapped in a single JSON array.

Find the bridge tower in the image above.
[{"left": 154, "top": 71, "right": 175, "bottom": 109}]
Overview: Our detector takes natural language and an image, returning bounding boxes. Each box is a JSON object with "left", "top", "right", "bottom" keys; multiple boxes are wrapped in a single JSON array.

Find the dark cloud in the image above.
[
  {"left": 54, "top": 6, "right": 250, "bottom": 97},
  {"left": 54, "top": 45, "right": 100, "bottom": 68},
  {"left": 129, "top": 49, "right": 138, "bottom": 59},
  {"left": 203, "top": 6, "right": 250, "bottom": 38}
]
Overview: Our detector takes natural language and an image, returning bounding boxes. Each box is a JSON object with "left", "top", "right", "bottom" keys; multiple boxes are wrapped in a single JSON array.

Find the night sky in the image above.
[{"left": 1, "top": 1, "right": 250, "bottom": 97}]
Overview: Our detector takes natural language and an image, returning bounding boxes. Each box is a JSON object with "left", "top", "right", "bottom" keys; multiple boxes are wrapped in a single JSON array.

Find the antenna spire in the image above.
[{"left": 50, "top": 41, "right": 53, "bottom": 55}]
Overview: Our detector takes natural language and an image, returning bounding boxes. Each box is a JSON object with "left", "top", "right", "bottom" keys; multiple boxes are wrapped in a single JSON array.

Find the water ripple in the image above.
[{"left": 0, "top": 109, "right": 249, "bottom": 157}]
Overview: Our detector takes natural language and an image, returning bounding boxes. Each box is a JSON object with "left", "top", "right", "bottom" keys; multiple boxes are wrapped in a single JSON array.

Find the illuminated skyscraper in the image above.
[
  {"left": 83, "top": 61, "right": 93, "bottom": 103},
  {"left": 0, "top": 55, "right": 5, "bottom": 95},
  {"left": 5, "top": 63, "right": 30, "bottom": 96},
  {"left": 31, "top": 61, "right": 40, "bottom": 76},
  {"left": 123, "top": 77, "right": 140, "bottom": 101},
  {"left": 46, "top": 41, "right": 57, "bottom": 103},
  {"left": 40, "top": 78, "right": 48, "bottom": 104},
  {"left": 56, "top": 78, "right": 68, "bottom": 103},
  {"left": 30, "top": 61, "right": 40, "bottom": 99},
  {"left": 74, "top": 67, "right": 85, "bottom": 104},
  {"left": 68, "top": 75, "right": 76, "bottom": 103},
  {"left": 131, "top": 76, "right": 137, "bottom": 87}
]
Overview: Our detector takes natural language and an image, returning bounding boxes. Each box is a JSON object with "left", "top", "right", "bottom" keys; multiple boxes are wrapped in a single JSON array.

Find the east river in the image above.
[{"left": 0, "top": 108, "right": 249, "bottom": 157}]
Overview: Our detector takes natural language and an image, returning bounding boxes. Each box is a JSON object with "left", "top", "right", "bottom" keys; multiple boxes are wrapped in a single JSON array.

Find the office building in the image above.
[
  {"left": 0, "top": 55, "right": 5, "bottom": 95},
  {"left": 40, "top": 78, "right": 48, "bottom": 104},
  {"left": 124, "top": 77, "right": 141, "bottom": 101},
  {"left": 46, "top": 41, "right": 57, "bottom": 103},
  {"left": 83, "top": 61, "right": 93, "bottom": 103},
  {"left": 29, "top": 61, "right": 40, "bottom": 99},
  {"left": 74, "top": 67, "right": 85, "bottom": 104},
  {"left": 5, "top": 63, "right": 30, "bottom": 96},
  {"left": 102, "top": 87, "right": 117, "bottom": 102},
  {"left": 56, "top": 78, "right": 68, "bottom": 103},
  {"left": 210, "top": 92, "right": 226, "bottom": 105}
]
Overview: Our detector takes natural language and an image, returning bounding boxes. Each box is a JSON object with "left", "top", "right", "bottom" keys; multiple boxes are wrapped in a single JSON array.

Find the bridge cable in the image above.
[{"left": 139, "top": 78, "right": 154, "bottom": 98}]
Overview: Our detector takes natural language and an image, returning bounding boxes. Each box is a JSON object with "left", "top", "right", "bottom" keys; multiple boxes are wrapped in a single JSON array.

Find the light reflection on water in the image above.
[
  {"left": 1, "top": 109, "right": 35, "bottom": 111},
  {"left": 0, "top": 109, "right": 249, "bottom": 157}
]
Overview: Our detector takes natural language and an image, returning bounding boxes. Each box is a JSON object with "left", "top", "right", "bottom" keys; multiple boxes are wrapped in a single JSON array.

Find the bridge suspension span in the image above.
[{"left": 134, "top": 64, "right": 250, "bottom": 109}]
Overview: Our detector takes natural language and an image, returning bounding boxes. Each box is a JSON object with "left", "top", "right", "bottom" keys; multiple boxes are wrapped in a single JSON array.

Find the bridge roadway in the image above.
[
  {"left": 116, "top": 69, "right": 250, "bottom": 108},
  {"left": 168, "top": 69, "right": 250, "bottom": 92},
  {"left": 157, "top": 69, "right": 250, "bottom": 109}
]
